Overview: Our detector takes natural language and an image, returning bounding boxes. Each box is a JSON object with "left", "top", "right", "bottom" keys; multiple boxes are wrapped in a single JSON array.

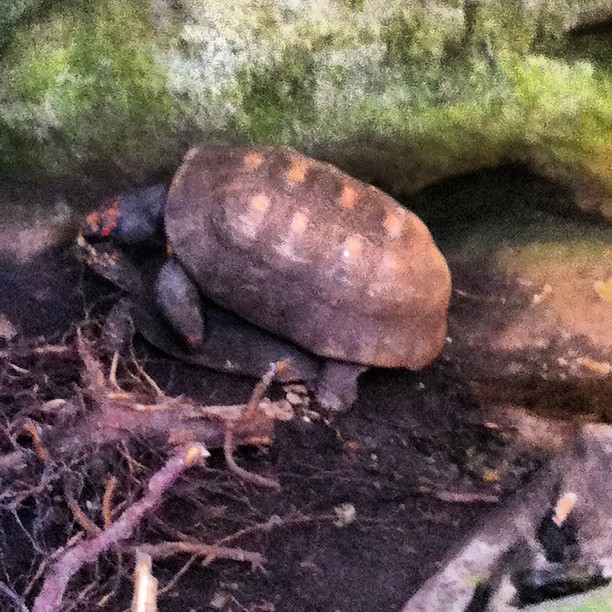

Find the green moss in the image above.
[
  {"left": 235, "top": 47, "right": 317, "bottom": 144},
  {"left": 0, "top": 0, "right": 43, "bottom": 45},
  {"left": 383, "top": 6, "right": 463, "bottom": 69},
  {"left": 0, "top": 0, "right": 178, "bottom": 185},
  {"left": 507, "top": 57, "right": 612, "bottom": 167},
  {"left": 336, "top": 0, "right": 365, "bottom": 12},
  {"left": 1, "top": 0, "right": 611, "bottom": 206}
]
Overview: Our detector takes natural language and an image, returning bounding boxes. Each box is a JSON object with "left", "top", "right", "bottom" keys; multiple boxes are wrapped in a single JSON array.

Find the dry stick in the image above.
[
  {"left": 156, "top": 555, "right": 198, "bottom": 597},
  {"left": 224, "top": 426, "right": 280, "bottom": 490},
  {"left": 24, "top": 420, "right": 50, "bottom": 462},
  {"left": 23, "top": 533, "right": 87, "bottom": 599},
  {"left": 137, "top": 541, "right": 263, "bottom": 568},
  {"left": 109, "top": 351, "right": 121, "bottom": 391},
  {"left": 131, "top": 552, "right": 158, "bottom": 612},
  {"left": 73, "top": 332, "right": 292, "bottom": 455},
  {"left": 66, "top": 496, "right": 101, "bottom": 538},
  {"left": 203, "top": 513, "right": 318, "bottom": 566},
  {"left": 32, "top": 444, "right": 208, "bottom": 612},
  {"left": 103, "top": 476, "right": 118, "bottom": 528},
  {"left": 222, "top": 360, "right": 288, "bottom": 490},
  {"left": 245, "top": 360, "right": 289, "bottom": 419}
]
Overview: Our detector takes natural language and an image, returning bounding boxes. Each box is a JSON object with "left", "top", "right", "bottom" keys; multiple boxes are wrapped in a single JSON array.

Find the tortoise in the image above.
[{"left": 80, "top": 145, "right": 451, "bottom": 411}]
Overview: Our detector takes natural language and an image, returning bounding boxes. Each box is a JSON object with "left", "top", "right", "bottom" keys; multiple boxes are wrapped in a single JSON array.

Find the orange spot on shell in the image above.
[
  {"left": 243, "top": 151, "right": 263, "bottom": 169},
  {"left": 340, "top": 183, "right": 358, "bottom": 210},
  {"left": 250, "top": 193, "right": 270, "bottom": 213},
  {"left": 343, "top": 235, "right": 363, "bottom": 258},
  {"left": 594, "top": 278, "right": 612, "bottom": 302},
  {"left": 290, "top": 211, "right": 308, "bottom": 233},
  {"left": 553, "top": 492, "right": 577, "bottom": 526},
  {"left": 166, "top": 243, "right": 174, "bottom": 257},
  {"left": 345, "top": 441, "right": 361, "bottom": 454},
  {"left": 383, "top": 210, "right": 403, "bottom": 239},
  {"left": 287, "top": 158, "right": 310, "bottom": 183},
  {"left": 380, "top": 252, "right": 401, "bottom": 274},
  {"left": 578, "top": 357, "right": 611, "bottom": 375}
]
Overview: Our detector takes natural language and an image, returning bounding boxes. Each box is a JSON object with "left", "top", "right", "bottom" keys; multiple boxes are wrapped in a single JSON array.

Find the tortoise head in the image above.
[
  {"left": 81, "top": 196, "right": 122, "bottom": 241},
  {"left": 81, "top": 184, "right": 168, "bottom": 246}
]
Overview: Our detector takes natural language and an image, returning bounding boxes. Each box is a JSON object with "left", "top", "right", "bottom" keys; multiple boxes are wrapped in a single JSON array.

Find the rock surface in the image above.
[
  {"left": 403, "top": 423, "right": 612, "bottom": 611},
  {"left": 415, "top": 166, "right": 612, "bottom": 419},
  {"left": 0, "top": 1, "right": 610, "bottom": 219}
]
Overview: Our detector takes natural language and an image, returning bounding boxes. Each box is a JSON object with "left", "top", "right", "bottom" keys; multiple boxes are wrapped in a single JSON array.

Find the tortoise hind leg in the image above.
[
  {"left": 315, "top": 360, "right": 368, "bottom": 413},
  {"left": 154, "top": 258, "right": 205, "bottom": 348}
]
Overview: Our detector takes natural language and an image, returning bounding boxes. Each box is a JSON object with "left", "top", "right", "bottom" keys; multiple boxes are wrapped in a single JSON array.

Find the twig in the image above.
[
  {"left": 216, "top": 513, "right": 314, "bottom": 547},
  {"left": 109, "top": 351, "right": 121, "bottom": 391},
  {"left": 103, "top": 476, "right": 118, "bottom": 528},
  {"left": 219, "top": 361, "right": 289, "bottom": 490},
  {"left": 0, "top": 579, "right": 29, "bottom": 612},
  {"left": 66, "top": 496, "right": 101, "bottom": 538},
  {"left": 32, "top": 345, "right": 72, "bottom": 355},
  {"left": 419, "top": 488, "right": 500, "bottom": 504},
  {"left": 132, "top": 361, "right": 165, "bottom": 397},
  {"left": 202, "top": 513, "right": 319, "bottom": 566},
  {"left": 25, "top": 420, "right": 50, "bottom": 462},
  {"left": 121, "top": 441, "right": 138, "bottom": 478},
  {"left": 136, "top": 541, "right": 263, "bottom": 568},
  {"left": 76, "top": 328, "right": 106, "bottom": 392},
  {"left": 246, "top": 360, "right": 289, "bottom": 419},
  {"left": 32, "top": 444, "right": 209, "bottom": 612},
  {"left": 156, "top": 555, "right": 198, "bottom": 597},
  {"left": 224, "top": 427, "right": 280, "bottom": 490},
  {"left": 131, "top": 552, "right": 157, "bottom": 612},
  {"left": 24, "top": 533, "right": 86, "bottom": 598}
]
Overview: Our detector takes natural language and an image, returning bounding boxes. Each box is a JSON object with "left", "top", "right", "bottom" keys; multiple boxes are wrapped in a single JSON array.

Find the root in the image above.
[
  {"left": 224, "top": 426, "right": 280, "bottom": 490},
  {"left": 32, "top": 444, "right": 208, "bottom": 612},
  {"left": 0, "top": 326, "right": 295, "bottom": 611}
]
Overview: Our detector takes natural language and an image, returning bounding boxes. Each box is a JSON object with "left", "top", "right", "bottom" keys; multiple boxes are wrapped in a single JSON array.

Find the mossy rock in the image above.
[
  {"left": 0, "top": 0, "right": 610, "bottom": 219},
  {"left": 0, "top": 0, "right": 181, "bottom": 188}
]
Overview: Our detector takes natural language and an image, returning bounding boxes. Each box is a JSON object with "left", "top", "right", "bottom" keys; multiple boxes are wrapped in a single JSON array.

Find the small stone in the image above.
[
  {"left": 284, "top": 384, "right": 309, "bottom": 395},
  {"left": 482, "top": 469, "right": 500, "bottom": 483},
  {"left": 209, "top": 591, "right": 231, "bottom": 609},
  {"left": 0, "top": 313, "right": 17, "bottom": 341},
  {"left": 333, "top": 503, "right": 357, "bottom": 527},
  {"left": 286, "top": 391, "right": 309, "bottom": 406}
]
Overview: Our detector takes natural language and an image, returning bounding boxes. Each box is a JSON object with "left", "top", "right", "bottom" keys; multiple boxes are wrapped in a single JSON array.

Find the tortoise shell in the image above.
[{"left": 165, "top": 145, "right": 451, "bottom": 370}]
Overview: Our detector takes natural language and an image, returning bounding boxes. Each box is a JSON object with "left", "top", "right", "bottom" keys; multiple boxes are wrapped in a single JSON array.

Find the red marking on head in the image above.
[
  {"left": 92, "top": 197, "right": 122, "bottom": 238},
  {"left": 188, "top": 335, "right": 197, "bottom": 346},
  {"left": 100, "top": 219, "right": 118, "bottom": 238},
  {"left": 107, "top": 205, "right": 120, "bottom": 219},
  {"left": 86, "top": 211, "right": 100, "bottom": 231}
]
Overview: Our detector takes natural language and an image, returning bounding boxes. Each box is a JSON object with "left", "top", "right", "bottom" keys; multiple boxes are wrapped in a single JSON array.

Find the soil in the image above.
[{"left": 0, "top": 168, "right": 608, "bottom": 612}]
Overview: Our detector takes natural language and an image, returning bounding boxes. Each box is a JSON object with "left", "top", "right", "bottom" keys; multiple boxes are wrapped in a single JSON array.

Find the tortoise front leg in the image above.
[
  {"left": 154, "top": 258, "right": 205, "bottom": 348},
  {"left": 101, "top": 298, "right": 136, "bottom": 390}
]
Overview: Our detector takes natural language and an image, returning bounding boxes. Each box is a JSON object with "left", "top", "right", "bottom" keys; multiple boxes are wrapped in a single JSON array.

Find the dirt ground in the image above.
[{"left": 0, "top": 169, "right": 608, "bottom": 612}]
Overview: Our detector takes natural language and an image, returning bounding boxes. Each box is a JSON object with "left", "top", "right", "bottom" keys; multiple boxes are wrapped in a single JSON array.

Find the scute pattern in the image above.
[{"left": 166, "top": 145, "right": 451, "bottom": 369}]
